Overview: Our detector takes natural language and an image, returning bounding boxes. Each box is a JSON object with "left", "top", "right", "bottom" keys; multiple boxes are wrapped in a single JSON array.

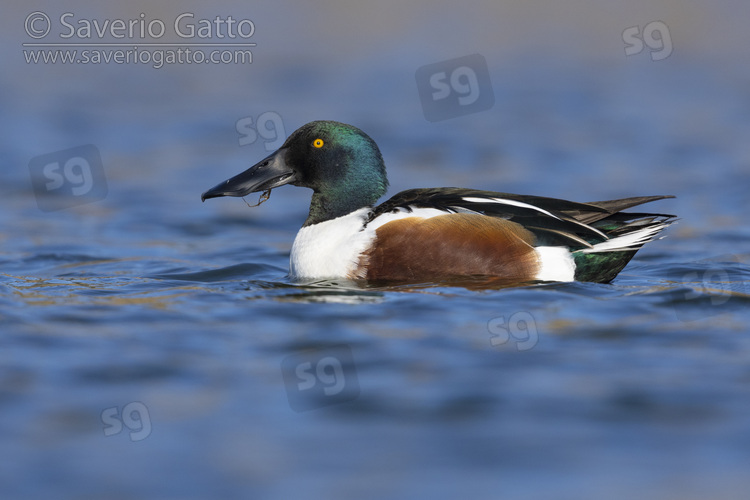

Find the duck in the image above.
[{"left": 201, "top": 120, "right": 675, "bottom": 284}]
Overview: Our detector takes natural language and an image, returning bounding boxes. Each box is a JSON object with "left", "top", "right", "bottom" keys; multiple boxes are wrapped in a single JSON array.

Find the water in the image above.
[{"left": 3, "top": 1, "right": 750, "bottom": 498}]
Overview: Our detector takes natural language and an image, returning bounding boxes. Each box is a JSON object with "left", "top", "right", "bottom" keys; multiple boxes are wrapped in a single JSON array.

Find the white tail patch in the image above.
[
  {"left": 534, "top": 246, "right": 576, "bottom": 282},
  {"left": 579, "top": 222, "right": 670, "bottom": 254}
]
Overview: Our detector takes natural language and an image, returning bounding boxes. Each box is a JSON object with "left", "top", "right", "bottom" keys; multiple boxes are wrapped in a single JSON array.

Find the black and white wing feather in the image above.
[{"left": 368, "top": 188, "right": 675, "bottom": 249}]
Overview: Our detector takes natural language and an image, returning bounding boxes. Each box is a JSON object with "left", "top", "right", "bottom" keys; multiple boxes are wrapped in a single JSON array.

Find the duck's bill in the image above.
[{"left": 201, "top": 148, "right": 296, "bottom": 201}]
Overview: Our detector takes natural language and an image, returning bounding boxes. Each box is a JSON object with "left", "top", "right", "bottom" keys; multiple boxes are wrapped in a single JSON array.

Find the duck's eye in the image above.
[{"left": 312, "top": 138, "right": 324, "bottom": 149}]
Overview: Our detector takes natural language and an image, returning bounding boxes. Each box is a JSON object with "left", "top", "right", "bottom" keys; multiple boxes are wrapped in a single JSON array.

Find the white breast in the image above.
[{"left": 289, "top": 208, "right": 374, "bottom": 279}]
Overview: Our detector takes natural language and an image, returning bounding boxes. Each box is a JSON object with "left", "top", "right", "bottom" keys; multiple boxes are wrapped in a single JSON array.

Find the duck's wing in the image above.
[{"left": 369, "top": 188, "right": 675, "bottom": 248}]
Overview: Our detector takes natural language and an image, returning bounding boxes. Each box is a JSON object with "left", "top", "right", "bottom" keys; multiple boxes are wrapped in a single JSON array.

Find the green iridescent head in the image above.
[{"left": 202, "top": 120, "right": 389, "bottom": 226}]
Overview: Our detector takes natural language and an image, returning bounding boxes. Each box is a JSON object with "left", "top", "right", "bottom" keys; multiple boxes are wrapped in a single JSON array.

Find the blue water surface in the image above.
[{"left": 2, "top": 2, "right": 750, "bottom": 499}]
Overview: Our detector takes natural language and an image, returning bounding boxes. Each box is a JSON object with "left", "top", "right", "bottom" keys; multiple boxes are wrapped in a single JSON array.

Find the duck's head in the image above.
[{"left": 201, "top": 120, "right": 389, "bottom": 226}]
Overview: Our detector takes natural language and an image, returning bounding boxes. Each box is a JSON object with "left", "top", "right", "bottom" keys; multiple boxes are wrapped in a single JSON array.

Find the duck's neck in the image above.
[
  {"left": 304, "top": 185, "right": 384, "bottom": 226},
  {"left": 302, "top": 148, "right": 389, "bottom": 226}
]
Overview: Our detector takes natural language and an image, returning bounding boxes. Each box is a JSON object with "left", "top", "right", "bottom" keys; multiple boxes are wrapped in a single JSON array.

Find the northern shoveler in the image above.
[{"left": 202, "top": 120, "right": 675, "bottom": 284}]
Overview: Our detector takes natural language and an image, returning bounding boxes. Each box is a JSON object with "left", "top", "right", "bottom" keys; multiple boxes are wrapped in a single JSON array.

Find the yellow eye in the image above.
[{"left": 313, "top": 138, "right": 324, "bottom": 148}]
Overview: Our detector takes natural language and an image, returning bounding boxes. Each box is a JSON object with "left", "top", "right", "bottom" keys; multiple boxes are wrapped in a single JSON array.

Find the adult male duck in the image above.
[{"left": 202, "top": 120, "right": 675, "bottom": 284}]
